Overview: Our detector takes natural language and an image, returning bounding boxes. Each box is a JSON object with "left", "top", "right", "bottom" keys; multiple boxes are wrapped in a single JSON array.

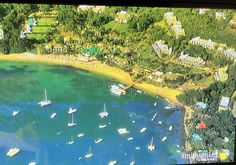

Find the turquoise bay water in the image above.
[{"left": 0, "top": 61, "right": 185, "bottom": 165}]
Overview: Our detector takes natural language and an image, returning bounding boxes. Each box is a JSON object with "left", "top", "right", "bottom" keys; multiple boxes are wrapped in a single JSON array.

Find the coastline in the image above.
[{"left": 0, "top": 53, "right": 193, "bottom": 151}]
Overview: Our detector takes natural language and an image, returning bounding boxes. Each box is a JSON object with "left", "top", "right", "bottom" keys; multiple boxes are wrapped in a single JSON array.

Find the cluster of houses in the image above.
[
  {"left": 20, "top": 18, "right": 37, "bottom": 39},
  {"left": 190, "top": 37, "right": 236, "bottom": 61},
  {"left": 215, "top": 12, "right": 226, "bottom": 20},
  {"left": 164, "top": 12, "right": 185, "bottom": 39},
  {"left": 152, "top": 40, "right": 172, "bottom": 57},
  {"left": 178, "top": 51, "right": 205, "bottom": 67},
  {"left": 77, "top": 5, "right": 106, "bottom": 13},
  {"left": 229, "top": 15, "right": 236, "bottom": 28},
  {"left": 115, "top": 11, "right": 131, "bottom": 23}
]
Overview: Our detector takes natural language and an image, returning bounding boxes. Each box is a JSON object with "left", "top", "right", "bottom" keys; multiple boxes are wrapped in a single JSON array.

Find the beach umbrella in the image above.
[{"left": 197, "top": 121, "right": 206, "bottom": 129}]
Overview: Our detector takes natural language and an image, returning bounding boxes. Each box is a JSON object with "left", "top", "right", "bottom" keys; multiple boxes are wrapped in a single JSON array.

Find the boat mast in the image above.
[
  {"left": 44, "top": 89, "right": 47, "bottom": 101},
  {"left": 104, "top": 103, "right": 106, "bottom": 113},
  {"left": 151, "top": 137, "right": 153, "bottom": 146},
  {"left": 72, "top": 114, "right": 74, "bottom": 123}
]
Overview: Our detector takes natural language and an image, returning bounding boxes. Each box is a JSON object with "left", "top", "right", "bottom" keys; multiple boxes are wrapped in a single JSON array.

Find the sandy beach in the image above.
[{"left": 0, "top": 53, "right": 193, "bottom": 151}]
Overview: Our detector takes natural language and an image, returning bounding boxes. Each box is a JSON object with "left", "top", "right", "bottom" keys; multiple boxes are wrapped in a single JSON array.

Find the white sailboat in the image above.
[
  {"left": 99, "top": 124, "right": 107, "bottom": 128},
  {"left": 38, "top": 89, "right": 52, "bottom": 107},
  {"left": 12, "top": 110, "right": 20, "bottom": 117},
  {"left": 130, "top": 156, "right": 135, "bottom": 165},
  {"left": 127, "top": 137, "right": 133, "bottom": 141},
  {"left": 50, "top": 113, "right": 56, "bottom": 119},
  {"left": 28, "top": 162, "right": 37, "bottom": 165},
  {"left": 68, "top": 114, "right": 77, "bottom": 127},
  {"left": 66, "top": 136, "right": 74, "bottom": 145},
  {"left": 108, "top": 160, "right": 117, "bottom": 165},
  {"left": 148, "top": 137, "right": 155, "bottom": 151},
  {"left": 85, "top": 147, "right": 93, "bottom": 158},
  {"left": 162, "top": 136, "right": 167, "bottom": 142},
  {"left": 77, "top": 133, "right": 84, "bottom": 138},
  {"left": 169, "top": 126, "right": 173, "bottom": 131},
  {"left": 6, "top": 148, "right": 20, "bottom": 157},
  {"left": 140, "top": 127, "right": 147, "bottom": 133},
  {"left": 95, "top": 138, "right": 103, "bottom": 144},
  {"left": 99, "top": 103, "right": 109, "bottom": 118},
  {"left": 68, "top": 107, "right": 77, "bottom": 114}
]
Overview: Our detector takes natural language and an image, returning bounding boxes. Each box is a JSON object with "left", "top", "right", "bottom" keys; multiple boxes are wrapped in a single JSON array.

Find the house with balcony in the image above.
[
  {"left": 172, "top": 24, "right": 185, "bottom": 38},
  {"left": 190, "top": 37, "right": 216, "bottom": 50},
  {"left": 178, "top": 52, "right": 205, "bottom": 67},
  {"left": 152, "top": 40, "right": 172, "bottom": 57}
]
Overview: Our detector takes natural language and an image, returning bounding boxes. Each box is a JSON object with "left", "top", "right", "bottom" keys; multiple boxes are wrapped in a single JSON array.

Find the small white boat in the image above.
[
  {"left": 147, "top": 137, "right": 155, "bottom": 151},
  {"left": 12, "top": 110, "right": 20, "bottom": 117},
  {"left": 135, "top": 146, "right": 140, "bottom": 150},
  {"left": 117, "top": 128, "right": 129, "bottom": 135},
  {"left": 38, "top": 89, "right": 52, "bottom": 107},
  {"left": 177, "top": 150, "right": 181, "bottom": 153},
  {"left": 66, "top": 137, "right": 74, "bottom": 145},
  {"left": 140, "top": 127, "right": 147, "bottom": 133},
  {"left": 50, "top": 113, "right": 56, "bottom": 119},
  {"left": 127, "top": 137, "right": 133, "bottom": 141},
  {"left": 108, "top": 160, "right": 117, "bottom": 165},
  {"left": 118, "top": 84, "right": 125, "bottom": 88},
  {"left": 85, "top": 147, "right": 93, "bottom": 158},
  {"left": 78, "top": 157, "right": 82, "bottom": 160},
  {"left": 99, "top": 124, "right": 107, "bottom": 128},
  {"left": 130, "top": 156, "right": 135, "bottom": 165},
  {"left": 158, "top": 121, "right": 162, "bottom": 124},
  {"left": 28, "top": 162, "right": 37, "bottom": 165},
  {"left": 125, "top": 152, "right": 127, "bottom": 155},
  {"left": 154, "top": 102, "right": 157, "bottom": 106},
  {"left": 68, "top": 114, "right": 77, "bottom": 127},
  {"left": 132, "top": 120, "right": 135, "bottom": 123},
  {"left": 95, "top": 138, "right": 103, "bottom": 144},
  {"left": 6, "top": 148, "right": 20, "bottom": 157},
  {"left": 68, "top": 107, "right": 77, "bottom": 114},
  {"left": 162, "top": 136, "right": 167, "bottom": 142},
  {"left": 169, "top": 126, "right": 173, "bottom": 131},
  {"left": 77, "top": 133, "right": 84, "bottom": 138},
  {"left": 177, "top": 145, "right": 180, "bottom": 148},
  {"left": 99, "top": 103, "right": 109, "bottom": 118},
  {"left": 164, "top": 106, "right": 171, "bottom": 109},
  {"left": 109, "top": 122, "right": 111, "bottom": 125},
  {"left": 56, "top": 131, "right": 62, "bottom": 135}
]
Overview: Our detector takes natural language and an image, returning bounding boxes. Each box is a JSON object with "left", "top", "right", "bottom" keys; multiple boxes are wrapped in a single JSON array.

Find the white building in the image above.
[
  {"left": 0, "top": 27, "right": 4, "bottom": 40},
  {"left": 219, "top": 96, "right": 230, "bottom": 111},
  {"left": 172, "top": 24, "right": 185, "bottom": 38},
  {"left": 199, "top": 8, "right": 210, "bottom": 15},
  {"left": 216, "top": 12, "right": 226, "bottom": 20},
  {"left": 179, "top": 52, "right": 205, "bottom": 67},
  {"left": 223, "top": 48, "right": 236, "bottom": 61},
  {"left": 115, "top": 11, "right": 131, "bottom": 23},
  {"left": 152, "top": 40, "right": 172, "bottom": 57},
  {"left": 190, "top": 37, "right": 216, "bottom": 50},
  {"left": 164, "top": 12, "right": 177, "bottom": 25}
]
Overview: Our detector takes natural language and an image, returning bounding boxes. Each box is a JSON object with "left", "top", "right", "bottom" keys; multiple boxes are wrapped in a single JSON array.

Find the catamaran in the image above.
[
  {"left": 12, "top": 110, "right": 20, "bottom": 117},
  {"left": 50, "top": 113, "right": 56, "bottom": 119},
  {"left": 117, "top": 128, "right": 129, "bottom": 135},
  {"left": 95, "top": 138, "right": 103, "bottom": 144},
  {"left": 108, "top": 160, "right": 117, "bottom": 165},
  {"left": 68, "top": 107, "right": 77, "bottom": 114},
  {"left": 68, "top": 114, "right": 77, "bottom": 127},
  {"left": 85, "top": 147, "right": 93, "bottom": 158},
  {"left": 6, "top": 148, "right": 20, "bottom": 157},
  {"left": 99, "top": 103, "right": 109, "bottom": 118},
  {"left": 99, "top": 124, "right": 107, "bottom": 128},
  {"left": 140, "top": 127, "right": 147, "bottom": 133},
  {"left": 148, "top": 137, "right": 155, "bottom": 151},
  {"left": 77, "top": 133, "right": 84, "bottom": 138},
  {"left": 130, "top": 156, "right": 135, "bottom": 165},
  {"left": 38, "top": 89, "right": 52, "bottom": 107}
]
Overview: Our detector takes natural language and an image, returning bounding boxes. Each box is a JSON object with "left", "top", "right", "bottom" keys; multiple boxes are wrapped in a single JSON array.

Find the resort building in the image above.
[
  {"left": 155, "top": 71, "right": 164, "bottom": 76},
  {"left": 215, "top": 12, "right": 226, "bottom": 20},
  {"left": 164, "top": 12, "right": 185, "bottom": 38},
  {"left": 115, "top": 11, "right": 131, "bottom": 23},
  {"left": 229, "top": 16, "right": 236, "bottom": 28},
  {"left": 77, "top": 5, "right": 106, "bottom": 13},
  {"left": 199, "top": 8, "right": 210, "bottom": 15},
  {"left": 232, "top": 101, "right": 236, "bottom": 118},
  {"left": 152, "top": 40, "right": 172, "bottom": 57},
  {"left": 171, "top": 24, "right": 185, "bottom": 38},
  {"left": 214, "top": 67, "right": 228, "bottom": 82},
  {"left": 0, "top": 25, "right": 4, "bottom": 40},
  {"left": 222, "top": 48, "right": 236, "bottom": 61},
  {"left": 190, "top": 37, "right": 216, "bottom": 50},
  {"left": 178, "top": 52, "right": 205, "bottom": 67},
  {"left": 218, "top": 96, "right": 230, "bottom": 111},
  {"left": 164, "top": 12, "right": 177, "bottom": 26},
  {"left": 196, "top": 102, "right": 207, "bottom": 109}
]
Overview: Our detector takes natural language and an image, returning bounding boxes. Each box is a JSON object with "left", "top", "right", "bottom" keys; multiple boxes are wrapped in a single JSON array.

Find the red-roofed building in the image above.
[{"left": 197, "top": 122, "right": 206, "bottom": 129}]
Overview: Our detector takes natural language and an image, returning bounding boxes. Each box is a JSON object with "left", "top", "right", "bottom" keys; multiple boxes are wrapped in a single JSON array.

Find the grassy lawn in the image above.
[
  {"left": 194, "top": 75, "right": 214, "bottom": 88},
  {"left": 156, "top": 19, "right": 167, "bottom": 29},
  {"left": 26, "top": 33, "right": 45, "bottom": 40},
  {"left": 32, "top": 26, "right": 50, "bottom": 33},
  {"left": 103, "top": 21, "right": 115, "bottom": 30},
  {"left": 103, "top": 21, "right": 128, "bottom": 33},
  {"left": 37, "top": 18, "right": 56, "bottom": 26}
]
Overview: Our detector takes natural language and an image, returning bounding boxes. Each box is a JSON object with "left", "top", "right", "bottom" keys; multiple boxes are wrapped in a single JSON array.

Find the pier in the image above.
[{"left": 123, "top": 77, "right": 145, "bottom": 91}]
